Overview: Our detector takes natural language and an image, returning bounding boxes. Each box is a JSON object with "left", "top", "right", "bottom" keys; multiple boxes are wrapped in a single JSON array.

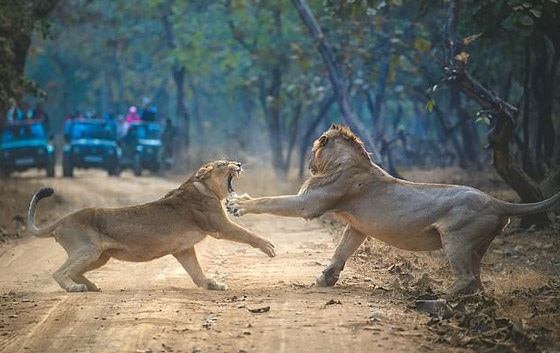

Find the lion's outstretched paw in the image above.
[
  {"left": 204, "top": 278, "right": 228, "bottom": 291},
  {"left": 225, "top": 194, "right": 252, "bottom": 217},
  {"left": 67, "top": 284, "right": 88, "bottom": 292},
  {"left": 258, "top": 238, "right": 276, "bottom": 258}
]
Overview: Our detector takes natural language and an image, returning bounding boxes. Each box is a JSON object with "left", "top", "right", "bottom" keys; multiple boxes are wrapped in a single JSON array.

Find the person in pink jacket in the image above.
[{"left": 126, "top": 106, "right": 141, "bottom": 124}]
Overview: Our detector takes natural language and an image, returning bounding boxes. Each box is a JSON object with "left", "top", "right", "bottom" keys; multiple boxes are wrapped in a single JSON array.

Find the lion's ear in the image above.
[
  {"left": 195, "top": 165, "right": 213, "bottom": 179},
  {"left": 318, "top": 135, "right": 328, "bottom": 147}
]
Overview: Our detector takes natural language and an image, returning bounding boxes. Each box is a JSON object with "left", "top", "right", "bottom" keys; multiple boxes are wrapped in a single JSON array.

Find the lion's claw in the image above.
[{"left": 226, "top": 194, "right": 252, "bottom": 217}]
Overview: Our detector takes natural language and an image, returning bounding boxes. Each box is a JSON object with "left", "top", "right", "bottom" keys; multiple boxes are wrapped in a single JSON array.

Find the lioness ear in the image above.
[
  {"left": 318, "top": 135, "right": 328, "bottom": 146},
  {"left": 195, "top": 165, "right": 213, "bottom": 179}
]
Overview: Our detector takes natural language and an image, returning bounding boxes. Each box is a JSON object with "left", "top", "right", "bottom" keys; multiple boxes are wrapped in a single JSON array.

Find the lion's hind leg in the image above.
[
  {"left": 441, "top": 218, "right": 501, "bottom": 296},
  {"left": 173, "top": 247, "right": 228, "bottom": 291}
]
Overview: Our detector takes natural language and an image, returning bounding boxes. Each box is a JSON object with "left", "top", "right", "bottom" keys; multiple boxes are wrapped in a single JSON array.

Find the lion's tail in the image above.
[
  {"left": 495, "top": 190, "right": 560, "bottom": 217},
  {"left": 27, "top": 187, "right": 63, "bottom": 238}
]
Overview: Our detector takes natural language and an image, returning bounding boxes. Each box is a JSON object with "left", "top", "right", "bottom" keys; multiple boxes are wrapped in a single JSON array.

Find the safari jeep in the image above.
[
  {"left": 0, "top": 120, "right": 55, "bottom": 178},
  {"left": 62, "top": 119, "right": 121, "bottom": 177},
  {"left": 119, "top": 121, "right": 162, "bottom": 176}
]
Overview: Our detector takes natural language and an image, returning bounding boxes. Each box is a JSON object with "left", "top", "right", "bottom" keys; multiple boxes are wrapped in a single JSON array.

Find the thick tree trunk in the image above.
[
  {"left": 162, "top": 0, "right": 190, "bottom": 167},
  {"left": 172, "top": 63, "right": 190, "bottom": 152},
  {"left": 290, "top": 0, "right": 382, "bottom": 162}
]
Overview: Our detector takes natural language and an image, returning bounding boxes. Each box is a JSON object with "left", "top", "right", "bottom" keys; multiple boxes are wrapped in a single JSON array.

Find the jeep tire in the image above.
[
  {"left": 46, "top": 156, "right": 55, "bottom": 178},
  {"left": 133, "top": 154, "right": 142, "bottom": 177},
  {"left": 62, "top": 156, "right": 73, "bottom": 177}
]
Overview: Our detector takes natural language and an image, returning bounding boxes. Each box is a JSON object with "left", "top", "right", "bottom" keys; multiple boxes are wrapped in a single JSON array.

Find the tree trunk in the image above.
[
  {"left": 172, "top": 63, "right": 190, "bottom": 153},
  {"left": 290, "top": 0, "right": 382, "bottom": 162},
  {"left": 188, "top": 78, "right": 204, "bottom": 145},
  {"left": 112, "top": 52, "right": 125, "bottom": 114}
]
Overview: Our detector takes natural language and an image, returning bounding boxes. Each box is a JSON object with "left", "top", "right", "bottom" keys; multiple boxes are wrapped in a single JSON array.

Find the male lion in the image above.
[
  {"left": 28, "top": 160, "right": 276, "bottom": 292},
  {"left": 227, "top": 125, "right": 560, "bottom": 294}
]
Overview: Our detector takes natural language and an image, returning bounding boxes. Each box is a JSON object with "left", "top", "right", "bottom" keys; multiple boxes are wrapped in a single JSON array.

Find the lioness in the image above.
[
  {"left": 28, "top": 160, "right": 276, "bottom": 292},
  {"left": 227, "top": 125, "right": 560, "bottom": 294}
]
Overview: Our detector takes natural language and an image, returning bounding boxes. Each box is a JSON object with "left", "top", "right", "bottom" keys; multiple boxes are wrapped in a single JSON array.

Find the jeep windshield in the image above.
[
  {"left": 2, "top": 123, "right": 47, "bottom": 143},
  {"left": 69, "top": 122, "right": 116, "bottom": 140},
  {"left": 128, "top": 124, "right": 161, "bottom": 140}
]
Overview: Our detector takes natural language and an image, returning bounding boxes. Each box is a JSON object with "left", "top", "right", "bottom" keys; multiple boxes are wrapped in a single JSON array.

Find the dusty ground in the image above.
[{"left": 0, "top": 167, "right": 558, "bottom": 353}]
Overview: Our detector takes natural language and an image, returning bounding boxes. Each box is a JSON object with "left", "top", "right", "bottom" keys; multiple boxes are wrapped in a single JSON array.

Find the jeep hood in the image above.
[
  {"left": 71, "top": 138, "right": 117, "bottom": 148},
  {"left": 1, "top": 139, "right": 49, "bottom": 150}
]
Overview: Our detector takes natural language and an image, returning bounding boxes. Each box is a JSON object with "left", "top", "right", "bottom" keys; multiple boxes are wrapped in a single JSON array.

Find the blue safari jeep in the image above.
[
  {"left": 119, "top": 121, "right": 162, "bottom": 176},
  {"left": 0, "top": 120, "right": 55, "bottom": 177},
  {"left": 62, "top": 119, "right": 121, "bottom": 177}
]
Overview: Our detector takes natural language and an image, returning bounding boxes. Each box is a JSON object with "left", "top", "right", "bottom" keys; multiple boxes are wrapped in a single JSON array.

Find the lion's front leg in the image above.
[
  {"left": 226, "top": 192, "right": 330, "bottom": 219},
  {"left": 316, "top": 225, "right": 367, "bottom": 287},
  {"left": 173, "top": 247, "right": 228, "bottom": 290}
]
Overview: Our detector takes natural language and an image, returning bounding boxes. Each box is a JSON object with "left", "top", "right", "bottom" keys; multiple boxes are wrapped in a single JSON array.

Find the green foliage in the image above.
[
  {"left": 0, "top": 0, "right": 59, "bottom": 123},
  {"left": 425, "top": 98, "right": 435, "bottom": 112}
]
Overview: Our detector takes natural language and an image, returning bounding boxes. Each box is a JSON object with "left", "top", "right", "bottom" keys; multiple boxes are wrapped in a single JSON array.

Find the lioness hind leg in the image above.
[
  {"left": 316, "top": 226, "right": 367, "bottom": 287},
  {"left": 71, "top": 254, "right": 110, "bottom": 291},
  {"left": 53, "top": 249, "right": 103, "bottom": 292},
  {"left": 173, "top": 247, "right": 227, "bottom": 291}
]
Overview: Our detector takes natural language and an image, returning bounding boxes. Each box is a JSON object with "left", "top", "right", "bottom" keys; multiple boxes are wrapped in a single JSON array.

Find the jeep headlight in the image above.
[
  {"left": 46, "top": 145, "right": 54, "bottom": 153},
  {"left": 136, "top": 145, "right": 143, "bottom": 152}
]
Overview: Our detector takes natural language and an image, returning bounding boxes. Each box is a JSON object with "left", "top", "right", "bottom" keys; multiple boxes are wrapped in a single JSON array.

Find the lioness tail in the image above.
[{"left": 28, "top": 187, "right": 61, "bottom": 237}]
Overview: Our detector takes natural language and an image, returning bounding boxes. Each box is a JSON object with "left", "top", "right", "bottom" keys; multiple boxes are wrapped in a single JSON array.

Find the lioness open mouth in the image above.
[{"left": 227, "top": 168, "right": 242, "bottom": 194}]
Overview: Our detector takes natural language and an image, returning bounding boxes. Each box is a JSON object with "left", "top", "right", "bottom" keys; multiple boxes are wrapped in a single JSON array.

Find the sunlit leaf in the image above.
[{"left": 425, "top": 99, "right": 435, "bottom": 112}]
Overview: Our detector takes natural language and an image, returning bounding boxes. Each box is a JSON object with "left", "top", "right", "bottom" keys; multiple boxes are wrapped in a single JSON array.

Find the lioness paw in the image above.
[
  {"left": 67, "top": 284, "right": 88, "bottom": 292},
  {"left": 259, "top": 238, "right": 276, "bottom": 258},
  {"left": 204, "top": 278, "right": 228, "bottom": 291},
  {"left": 86, "top": 282, "right": 101, "bottom": 292}
]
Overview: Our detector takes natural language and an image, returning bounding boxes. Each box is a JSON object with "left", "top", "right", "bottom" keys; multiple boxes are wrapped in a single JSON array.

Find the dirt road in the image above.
[
  {"left": 3, "top": 169, "right": 559, "bottom": 353},
  {"left": 0, "top": 170, "right": 442, "bottom": 353}
]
